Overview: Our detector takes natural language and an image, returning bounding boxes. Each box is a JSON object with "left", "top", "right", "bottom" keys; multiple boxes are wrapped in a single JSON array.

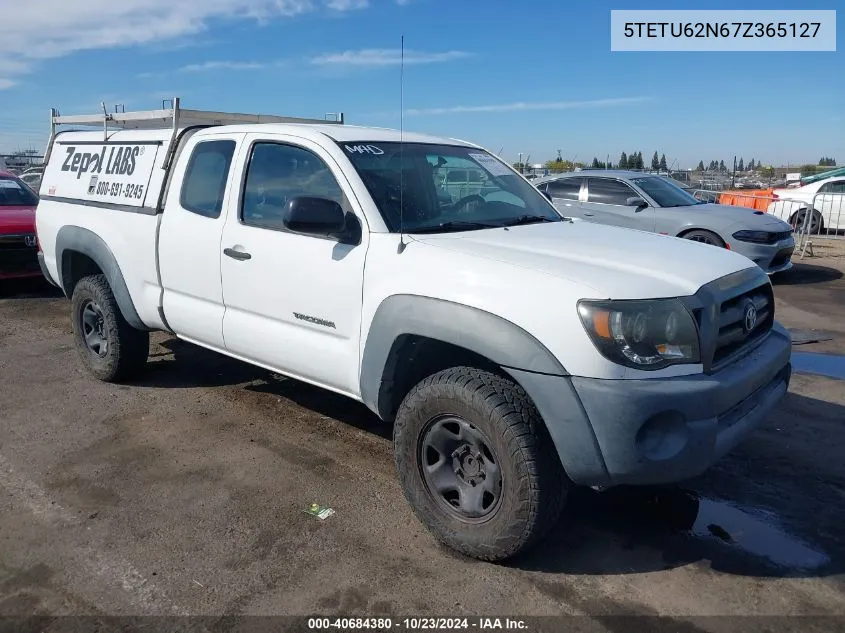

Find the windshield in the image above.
[
  {"left": 339, "top": 142, "right": 561, "bottom": 232},
  {"left": 630, "top": 176, "right": 700, "bottom": 208},
  {"left": 0, "top": 176, "right": 39, "bottom": 207}
]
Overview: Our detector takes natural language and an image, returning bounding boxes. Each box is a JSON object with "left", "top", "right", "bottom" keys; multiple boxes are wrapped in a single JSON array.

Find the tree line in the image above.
[{"left": 514, "top": 154, "right": 836, "bottom": 174}]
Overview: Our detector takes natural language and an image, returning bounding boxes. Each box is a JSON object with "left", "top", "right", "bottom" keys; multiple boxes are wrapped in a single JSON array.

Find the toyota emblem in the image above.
[
  {"left": 743, "top": 301, "right": 758, "bottom": 334},
  {"left": 24, "top": 235, "right": 37, "bottom": 248}
]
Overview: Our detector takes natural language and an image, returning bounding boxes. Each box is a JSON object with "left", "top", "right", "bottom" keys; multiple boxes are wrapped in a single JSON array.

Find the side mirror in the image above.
[
  {"left": 541, "top": 190, "right": 553, "bottom": 202},
  {"left": 626, "top": 196, "right": 647, "bottom": 209},
  {"left": 282, "top": 196, "right": 359, "bottom": 244}
]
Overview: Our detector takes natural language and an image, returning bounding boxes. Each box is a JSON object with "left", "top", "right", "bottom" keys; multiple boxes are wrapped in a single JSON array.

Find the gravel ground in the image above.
[{"left": 1, "top": 246, "right": 844, "bottom": 632}]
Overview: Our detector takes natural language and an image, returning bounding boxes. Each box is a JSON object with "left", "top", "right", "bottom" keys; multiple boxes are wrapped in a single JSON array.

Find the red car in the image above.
[{"left": 0, "top": 170, "right": 42, "bottom": 280}]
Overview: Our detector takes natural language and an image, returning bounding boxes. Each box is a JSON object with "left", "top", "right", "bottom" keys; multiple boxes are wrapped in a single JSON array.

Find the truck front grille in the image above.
[
  {"left": 712, "top": 282, "right": 774, "bottom": 369},
  {"left": 681, "top": 267, "right": 775, "bottom": 373}
]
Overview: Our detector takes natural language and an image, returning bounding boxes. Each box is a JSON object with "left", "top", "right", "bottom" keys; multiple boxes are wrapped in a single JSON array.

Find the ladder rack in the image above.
[{"left": 43, "top": 96, "right": 345, "bottom": 169}]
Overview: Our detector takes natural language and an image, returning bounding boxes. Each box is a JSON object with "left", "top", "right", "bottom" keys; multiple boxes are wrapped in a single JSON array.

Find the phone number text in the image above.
[
  {"left": 93, "top": 181, "right": 145, "bottom": 200},
  {"left": 624, "top": 22, "right": 821, "bottom": 39}
]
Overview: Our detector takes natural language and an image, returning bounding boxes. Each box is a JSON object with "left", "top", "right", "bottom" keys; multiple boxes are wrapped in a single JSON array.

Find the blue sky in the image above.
[{"left": 1, "top": 0, "right": 842, "bottom": 169}]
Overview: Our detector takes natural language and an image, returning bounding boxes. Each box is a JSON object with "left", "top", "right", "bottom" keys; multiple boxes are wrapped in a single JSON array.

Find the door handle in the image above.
[
  {"left": 583, "top": 212, "right": 595, "bottom": 217},
  {"left": 223, "top": 247, "right": 251, "bottom": 261}
]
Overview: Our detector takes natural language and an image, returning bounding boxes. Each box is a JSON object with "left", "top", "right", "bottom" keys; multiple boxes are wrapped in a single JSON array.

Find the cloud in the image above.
[
  {"left": 177, "top": 61, "right": 273, "bottom": 72},
  {"left": 0, "top": 0, "right": 371, "bottom": 87},
  {"left": 326, "top": 0, "right": 368, "bottom": 9},
  {"left": 404, "top": 97, "right": 654, "bottom": 116},
  {"left": 310, "top": 48, "right": 471, "bottom": 66}
]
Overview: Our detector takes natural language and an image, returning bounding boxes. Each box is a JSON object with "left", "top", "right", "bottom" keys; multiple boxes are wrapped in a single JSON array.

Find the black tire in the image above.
[
  {"left": 393, "top": 366, "right": 568, "bottom": 561},
  {"left": 682, "top": 229, "right": 726, "bottom": 248},
  {"left": 791, "top": 208, "right": 823, "bottom": 235},
  {"left": 71, "top": 274, "right": 149, "bottom": 382}
]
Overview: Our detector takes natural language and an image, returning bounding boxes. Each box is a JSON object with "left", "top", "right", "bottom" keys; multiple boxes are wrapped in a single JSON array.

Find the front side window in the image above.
[
  {"left": 0, "top": 176, "right": 39, "bottom": 206},
  {"left": 180, "top": 140, "right": 236, "bottom": 218},
  {"left": 586, "top": 178, "right": 638, "bottom": 206},
  {"left": 241, "top": 142, "right": 345, "bottom": 230},
  {"left": 629, "top": 176, "right": 700, "bottom": 207},
  {"left": 340, "top": 142, "right": 561, "bottom": 233},
  {"left": 818, "top": 181, "right": 845, "bottom": 194}
]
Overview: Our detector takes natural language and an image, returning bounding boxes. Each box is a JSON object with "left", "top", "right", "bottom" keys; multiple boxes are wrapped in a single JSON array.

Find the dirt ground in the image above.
[{"left": 1, "top": 243, "right": 844, "bottom": 631}]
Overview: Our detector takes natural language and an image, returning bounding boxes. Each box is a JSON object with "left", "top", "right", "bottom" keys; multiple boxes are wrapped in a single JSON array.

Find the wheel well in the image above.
[
  {"left": 61, "top": 250, "right": 103, "bottom": 296},
  {"left": 377, "top": 335, "right": 507, "bottom": 421},
  {"left": 677, "top": 227, "right": 715, "bottom": 238}
]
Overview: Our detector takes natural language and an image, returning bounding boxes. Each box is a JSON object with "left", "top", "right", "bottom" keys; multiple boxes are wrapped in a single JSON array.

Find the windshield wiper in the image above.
[
  {"left": 499, "top": 214, "right": 558, "bottom": 227},
  {"left": 409, "top": 220, "right": 501, "bottom": 234}
]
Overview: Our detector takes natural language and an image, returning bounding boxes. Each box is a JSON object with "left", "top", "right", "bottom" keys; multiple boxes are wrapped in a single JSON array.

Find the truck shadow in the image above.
[
  {"left": 140, "top": 337, "right": 392, "bottom": 440},
  {"left": 135, "top": 338, "right": 842, "bottom": 579}
]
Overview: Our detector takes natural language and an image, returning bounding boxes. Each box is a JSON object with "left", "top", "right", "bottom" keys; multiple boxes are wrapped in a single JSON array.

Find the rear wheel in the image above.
[
  {"left": 791, "top": 208, "right": 823, "bottom": 235},
  {"left": 682, "top": 229, "right": 726, "bottom": 248},
  {"left": 71, "top": 274, "right": 149, "bottom": 382},
  {"left": 393, "top": 366, "right": 568, "bottom": 561}
]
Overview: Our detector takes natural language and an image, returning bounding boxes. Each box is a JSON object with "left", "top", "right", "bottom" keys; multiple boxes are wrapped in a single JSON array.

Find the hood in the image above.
[
  {"left": 687, "top": 203, "right": 792, "bottom": 229},
  {"left": 414, "top": 220, "right": 761, "bottom": 299},
  {"left": 0, "top": 205, "right": 36, "bottom": 235}
]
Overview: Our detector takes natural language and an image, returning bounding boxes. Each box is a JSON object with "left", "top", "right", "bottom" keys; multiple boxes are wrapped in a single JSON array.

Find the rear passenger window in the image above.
[
  {"left": 587, "top": 178, "right": 637, "bottom": 205},
  {"left": 180, "top": 140, "right": 236, "bottom": 218},
  {"left": 241, "top": 142, "right": 345, "bottom": 230},
  {"left": 546, "top": 178, "right": 583, "bottom": 200}
]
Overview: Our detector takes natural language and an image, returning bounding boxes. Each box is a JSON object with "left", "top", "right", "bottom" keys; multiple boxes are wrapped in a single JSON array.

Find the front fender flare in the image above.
[
  {"left": 56, "top": 225, "right": 148, "bottom": 331},
  {"left": 359, "top": 294, "right": 567, "bottom": 420}
]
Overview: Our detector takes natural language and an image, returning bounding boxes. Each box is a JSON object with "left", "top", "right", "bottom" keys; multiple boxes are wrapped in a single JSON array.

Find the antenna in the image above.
[{"left": 398, "top": 35, "right": 407, "bottom": 253}]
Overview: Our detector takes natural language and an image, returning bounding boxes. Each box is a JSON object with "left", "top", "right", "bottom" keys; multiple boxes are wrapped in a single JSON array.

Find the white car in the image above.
[
  {"left": 35, "top": 100, "right": 792, "bottom": 561},
  {"left": 767, "top": 176, "right": 845, "bottom": 234}
]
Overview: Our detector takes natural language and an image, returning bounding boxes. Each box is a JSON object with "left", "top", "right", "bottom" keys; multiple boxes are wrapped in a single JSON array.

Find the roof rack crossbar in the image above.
[{"left": 49, "top": 97, "right": 344, "bottom": 131}]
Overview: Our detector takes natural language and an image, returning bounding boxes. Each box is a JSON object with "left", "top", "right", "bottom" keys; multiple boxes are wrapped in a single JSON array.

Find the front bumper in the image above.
[
  {"left": 507, "top": 322, "right": 792, "bottom": 487},
  {"left": 730, "top": 238, "right": 795, "bottom": 275}
]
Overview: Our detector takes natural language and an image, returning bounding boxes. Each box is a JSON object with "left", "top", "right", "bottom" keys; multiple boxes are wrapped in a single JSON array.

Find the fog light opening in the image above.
[{"left": 635, "top": 411, "right": 689, "bottom": 461}]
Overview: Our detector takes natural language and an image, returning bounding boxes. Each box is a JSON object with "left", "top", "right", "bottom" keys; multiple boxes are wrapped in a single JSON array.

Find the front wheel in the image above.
[
  {"left": 393, "top": 367, "right": 568, "bottom": 561},
  {"left": 682, "top": 229, "right": 726, "bottom": 248},
  {"left": 71, "top": 274, "right": 149, "bottom": 382}
]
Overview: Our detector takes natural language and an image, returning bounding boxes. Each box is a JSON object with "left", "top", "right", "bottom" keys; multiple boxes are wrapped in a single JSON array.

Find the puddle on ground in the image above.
[
  {"left": 791, "top": 351, "right": 845, "bottom": 380},
  {"left": 569, "top": 487, "right": 830, "bottom": 573},
  {"left": 690, "top": 498, "right": 829, "bottom": 570}
]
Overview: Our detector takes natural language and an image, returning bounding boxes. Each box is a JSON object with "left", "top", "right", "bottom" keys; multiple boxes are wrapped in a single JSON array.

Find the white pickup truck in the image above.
[{"left": 35, "top": 100, "right": 792, "bottom": 561}]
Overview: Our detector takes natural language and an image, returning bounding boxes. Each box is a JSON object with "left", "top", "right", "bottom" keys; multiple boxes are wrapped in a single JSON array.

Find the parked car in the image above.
[
  {"left": 0, "top": 170, "right": 41, "bottom": 280},
  {"left": 767, "top": 176, "right": 845, "bottom": 234},
  {"left": 19, "top": 171, "right": 43, "bottom": 191},
  {"left": 534, "top": 170, "right": 795, "bottom": 275},
  {"left": 36, "top": 102, "right": 791, "bottom": 562}
]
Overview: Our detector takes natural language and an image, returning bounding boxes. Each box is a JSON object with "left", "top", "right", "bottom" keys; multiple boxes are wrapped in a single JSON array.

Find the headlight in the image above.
[
  {"left": 732, "top": 230, "right": 774, "bottom": 244},
  {"left": 577, "top": 299, "right": 700, "bottom": 370}
]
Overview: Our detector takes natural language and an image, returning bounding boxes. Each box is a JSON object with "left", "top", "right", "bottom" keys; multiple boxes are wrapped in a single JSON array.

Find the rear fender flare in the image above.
[{"left": 55, "top": 225, "right": 148, "bottom": 331}]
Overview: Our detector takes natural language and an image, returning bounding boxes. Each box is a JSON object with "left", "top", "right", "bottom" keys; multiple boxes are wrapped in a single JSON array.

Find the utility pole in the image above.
[
  {"left": 732, "top": 155, "right": 737, "bottom": 189},
  {"left": 518, "top": 152, "right": 523, "bottom": 174}
]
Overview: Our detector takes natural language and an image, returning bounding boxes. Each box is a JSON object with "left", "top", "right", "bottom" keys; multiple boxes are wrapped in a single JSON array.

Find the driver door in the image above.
[
  {"left": 582, "top": 177, "right": 655, "bottom": 231},
  {"left": 219, "top": 134, "right": 368, "bottom": 395}
]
